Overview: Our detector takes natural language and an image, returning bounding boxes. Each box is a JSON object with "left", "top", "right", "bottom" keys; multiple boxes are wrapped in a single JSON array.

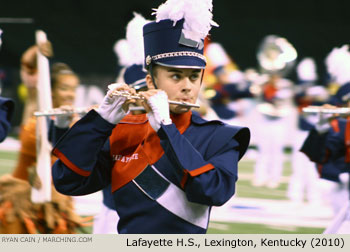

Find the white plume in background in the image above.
[
  {"left": 114, "top": 13, "right": 150, "bottom": 67},
  {"left": 0, "top": 29, "right": 3, "bottom": 49},
  {"left": 114, "top": 39, "right": 131, "bottom": 66},
  {"left": 325, "top": 45, "right": 350, "bottom": 85},
  {"left": 153, "top": 0, "right": 218, "bottom": 43},
  {"left": 126, "top": 13, "right": 150, "bottom": 65},
  {"left": 206, "top": 42, "right": 230, "bottom": 67},
  {"left": 296, "top": 57, "right": 317, "bottom": 82}
]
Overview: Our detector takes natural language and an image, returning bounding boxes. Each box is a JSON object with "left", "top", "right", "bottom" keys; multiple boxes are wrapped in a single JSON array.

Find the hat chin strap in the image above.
[{"left": 149, "top": 64, "right": 158, "bottom": 89}]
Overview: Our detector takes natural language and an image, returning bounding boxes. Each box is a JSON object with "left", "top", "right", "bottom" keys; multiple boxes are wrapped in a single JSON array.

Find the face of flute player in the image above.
[
  {"left": 52, "top": 74, "right": 79, "bottom": 108},
  {"left": 146, "top": 65, "right": 202, "bottom": 114}
]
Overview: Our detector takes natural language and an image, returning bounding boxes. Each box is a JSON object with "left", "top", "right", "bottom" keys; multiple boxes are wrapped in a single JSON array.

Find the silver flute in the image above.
[
  {"left": 302, "top": 106, "right": 350, "bottom": 115},
  {"left": 34, "top": 107, "right": 89, "bottom": 117},
  {"left": 111, "top": 90, "right": 200, "bottom": 108}
]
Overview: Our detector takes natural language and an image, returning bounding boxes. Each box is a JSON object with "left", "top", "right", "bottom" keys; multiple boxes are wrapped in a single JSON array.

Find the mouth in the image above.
[
  {"left": 177, "top": 98, "right": 192, "bottom": 103},
  {"left": 63, "top": 100, "right": 74, "bottom": 105}
]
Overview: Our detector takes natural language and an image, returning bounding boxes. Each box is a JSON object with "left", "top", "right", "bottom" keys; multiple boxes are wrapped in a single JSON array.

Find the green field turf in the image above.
[{"left": 0, "top": 150, "right": 324, "bottom": 234}]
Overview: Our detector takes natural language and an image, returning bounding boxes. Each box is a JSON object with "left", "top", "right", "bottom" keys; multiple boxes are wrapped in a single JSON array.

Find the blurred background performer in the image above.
[
  {"left": 251, "top": 35, "right": 297, "bottom": 188},
  {"left": 300, "top": 45, "right": 350, "bottom": 234},
  {"left": 91, "top": 12, "right": 150, "bottom": 234},
  {"left": 0, "top": 96, "right": 14, "bottom": 143},
  {"left": 287, "top": 57, "right": 328, "bottom": 205},
  {"left": 201, "top": 39, "right": 253, "bottom": 125},
  {"left": 0, "top": 59, "right": 87, "bottom": 233},
  {"left": 51, "top": 0, "right": 250, "bottom": 234},
  {"left": 18, "top": 41, "right": 53, "bottom": 127},
  {"left": 0, "top": 29, "right": 15, "bottom": 143}
]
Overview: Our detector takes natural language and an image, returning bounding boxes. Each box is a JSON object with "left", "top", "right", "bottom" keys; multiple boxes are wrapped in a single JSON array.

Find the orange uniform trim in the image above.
[
  {"left": 110, "top": 111, "right": 195, "bottom": 192},
  {"left": 180, "top": 163, "right": 215, "bottom": 189},
  {"left": 52, "top": 148, "right": 91, "bottom": 177},
  {"left": 330, "top": 119, "right": 340, "bottom": 133},
  {"left": 345, "top": 118, "right": 350, "bottom": 162},
  {"left": 188, "top": 163, "right": 215, "bottom": 177},
  {"left": 180, "top": 170, "right": 189, "bottom": 189}
]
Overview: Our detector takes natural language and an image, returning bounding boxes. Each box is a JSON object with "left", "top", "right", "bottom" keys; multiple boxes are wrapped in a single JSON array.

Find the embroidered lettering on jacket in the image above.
[{"left": 113, "top": 153, "right": 139, "bottom": 163}]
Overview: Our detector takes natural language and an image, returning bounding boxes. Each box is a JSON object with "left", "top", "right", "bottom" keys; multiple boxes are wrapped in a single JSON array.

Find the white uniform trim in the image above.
[{"left": 132, "top": 165, "right": 209, "bottom": 229}]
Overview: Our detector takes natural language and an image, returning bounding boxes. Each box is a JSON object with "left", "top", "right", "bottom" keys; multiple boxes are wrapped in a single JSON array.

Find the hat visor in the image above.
[{"left": 154, "top": 57, "right": 206, "bottom": 69}]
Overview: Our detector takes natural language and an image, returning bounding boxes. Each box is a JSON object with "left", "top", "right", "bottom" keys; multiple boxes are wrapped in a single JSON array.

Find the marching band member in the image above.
[
  {"left": 0, "top": 96, "right": 14, "bottom": 143},
  {"left": 18, "top": 41, "right": 53, "bottom": 126},
  {"left": 202, "top": 39, "right": 253, "bottom": 125},
  {"left": 287, "top": 57, "right": 328, "bottom": 204},
  {"left": 252, "top": 35, "right": 297, "bottom": 188},
  {"left": 0, "top": 30, "right": 15, "bottom": 143},
  {"left": 0, "top": 62, "right": 87, "bottom": 234},
  {"left": 300, "top": 45, "right": 350, "bottom": 233},
  {"left": 51, "top": 0, "right": 250, "bottom": 234}
]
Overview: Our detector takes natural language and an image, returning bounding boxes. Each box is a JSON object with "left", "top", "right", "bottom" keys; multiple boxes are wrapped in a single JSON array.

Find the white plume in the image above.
[
  {"left": 153, "top": 0, "right": 218, "bottom": 43},
  {"left": 206, "top": 42, "right": 230, "bottom": 67},
  {"left": 114, "top": 13, "right": 150, "bottom": 67},
  {"left": 0, "top": 29, "right": 2, "bottom": 49},
  {"left": 114, "top": 39, "right": 132, "bottom": 66},
  {"left": 296, "top": 57, "right": 317, "bottom": 82},
  {"left": 325, "top": 45, "right": 350, "bottom": 85}
]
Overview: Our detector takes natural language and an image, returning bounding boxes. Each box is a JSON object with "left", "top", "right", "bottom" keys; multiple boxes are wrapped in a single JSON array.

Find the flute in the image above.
[
  {"left": 302, "top": 106, "right": 350, "bottom": 115},
  {"left": 34, "top": 107, "right": 89, "bottom": 117},
  {"left": 110, "top": 90, "right": 200, "bottom": 108}
]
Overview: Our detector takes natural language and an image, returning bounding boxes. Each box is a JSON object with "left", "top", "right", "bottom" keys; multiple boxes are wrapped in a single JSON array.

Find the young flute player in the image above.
[{"left": 51, "top": 0, "right": 250, "bottom": 233}]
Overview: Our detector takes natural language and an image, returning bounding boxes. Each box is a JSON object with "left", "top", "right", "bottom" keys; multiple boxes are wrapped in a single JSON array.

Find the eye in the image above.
[
  {"left": 59, "top": 86, "right": 68, "bottom": 91},
  {"left": 171, "top": 74, "right": 181, "bottom": 81},
  {"left": 190, "top": 73, "right": 200, "bottom": 81}
]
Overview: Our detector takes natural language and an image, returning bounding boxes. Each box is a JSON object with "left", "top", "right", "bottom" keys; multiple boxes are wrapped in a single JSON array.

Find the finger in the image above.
[
  {"left": 141, "top": 100, "right": 152, "bottom": 113},
  {"left": 121, "top": 99, "right": 136, "bottom": 112}
]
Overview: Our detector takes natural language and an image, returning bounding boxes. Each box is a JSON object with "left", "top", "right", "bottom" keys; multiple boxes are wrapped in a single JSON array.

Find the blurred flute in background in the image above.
[
  {"left": 34, "top": 105, "right": 146, "bottom": 117},
  {"left": 302, "top": 106, "right": 350, "bottom": 115}
]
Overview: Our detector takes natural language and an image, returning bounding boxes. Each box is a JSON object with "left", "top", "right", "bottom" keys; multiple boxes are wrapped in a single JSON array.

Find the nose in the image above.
[{"left": 181, "top": 78, "right": 192, "bottom": 93}]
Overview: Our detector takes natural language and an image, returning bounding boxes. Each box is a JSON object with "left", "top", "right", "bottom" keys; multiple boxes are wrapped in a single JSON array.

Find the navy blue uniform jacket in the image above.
[
  {"left": 301, "top": 118, "right": 350, "bottom": 182},
  {"left": 52, "top": 110, "right": 250, "bottom": 233}
]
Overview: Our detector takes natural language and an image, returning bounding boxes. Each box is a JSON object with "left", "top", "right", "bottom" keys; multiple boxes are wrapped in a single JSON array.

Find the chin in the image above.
[{"left": 172, "top": 106, "right": 190, "bottom": 114}]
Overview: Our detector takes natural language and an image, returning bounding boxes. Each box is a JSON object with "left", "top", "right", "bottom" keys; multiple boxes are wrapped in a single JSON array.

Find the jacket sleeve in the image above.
[
  {"left": 0, "top": 97, "right": 14, "bottom": 143},
  {"left": 51, "top": 110, "right": 114, "bottom": 196},
  {"left": 300, "top": 128, "right": 345, "bottom": 163},
  {"left": 157, "top": 123, "right": 250, "bottom": 206}
]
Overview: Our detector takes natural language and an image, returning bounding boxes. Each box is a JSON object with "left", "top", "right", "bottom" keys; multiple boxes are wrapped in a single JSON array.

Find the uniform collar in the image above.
[
  {"left": 190, "top": 110, "right": 223, "bottom": 126},
  {"left": 170, "top": 111, "right": 192, "bottom": 134}
]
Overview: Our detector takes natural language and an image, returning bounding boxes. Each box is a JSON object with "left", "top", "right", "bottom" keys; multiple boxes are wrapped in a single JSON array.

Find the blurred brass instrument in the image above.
[
  {"left": 302, "top": 106, "right": 350, "bottom": 115},
  {"left": 110, "top": 90, "right": 200, "bottom": 108},
  {"left": 257, "top": 35, "right": 297, "bottom": 76}
]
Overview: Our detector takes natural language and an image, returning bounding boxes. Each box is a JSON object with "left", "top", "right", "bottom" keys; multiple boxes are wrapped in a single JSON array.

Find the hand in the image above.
[
  {"left": 54, "top": 105, "right": 74, "bottom": 128},
  {"left": 140, "top": 90, "right": 172, "bottom": 132},
  {"left": 28, "top": 165, "right": 42, "bottom": 190},
  {"left": 339, "top": 172, "right": 349, "bottom": 185},
  {"left": 38, "top": 40, "right": 54, "bottom": 58},
  {"left": 314, "top": 104, "right": 336, "bottom": 133},
  {"left": 96, "top": 83, "right": 136, "bottom": 124}
]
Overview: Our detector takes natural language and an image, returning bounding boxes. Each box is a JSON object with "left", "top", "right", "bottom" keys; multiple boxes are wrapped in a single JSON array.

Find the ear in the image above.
[{"left": 145, "top": 74, "right": 155, "bottom": 89}]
